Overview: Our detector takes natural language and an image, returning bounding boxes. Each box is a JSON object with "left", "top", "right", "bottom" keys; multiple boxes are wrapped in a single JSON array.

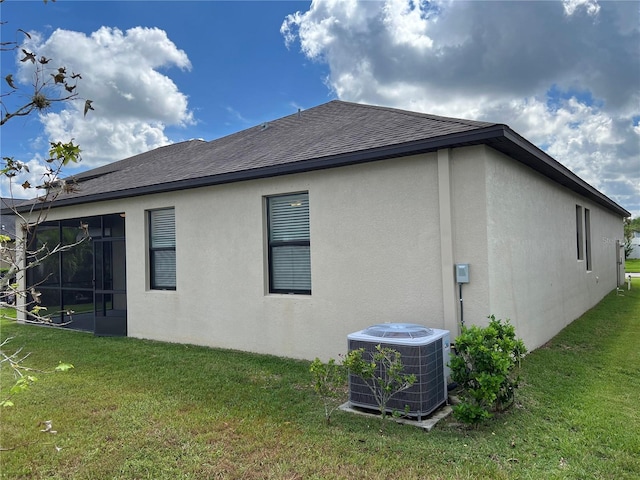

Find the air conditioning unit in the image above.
[{"left": 347, "top": 323, "right": 450, "bottom": 421}]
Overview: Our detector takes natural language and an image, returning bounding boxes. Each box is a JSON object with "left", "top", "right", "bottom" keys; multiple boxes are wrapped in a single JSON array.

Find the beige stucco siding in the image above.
[
  {"left": 483, "top": 147, "right": 624, "bottom": 350},
  {"left": 16, "top": 145, "right": 625, "bottom": 361},
  {"left": 448, "top": 146, "right": 491, "bottom": 337},
  {"left": 120, "top": 153, "right": 444, "bottom": 360}
]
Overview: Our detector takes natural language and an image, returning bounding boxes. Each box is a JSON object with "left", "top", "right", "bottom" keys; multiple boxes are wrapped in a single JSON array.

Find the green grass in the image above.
[
  {"left": 1, "top": 282, "right": 639, "bottom": 479},
  {"left": 626, "top": 258, "right": 640, "bottom": 273}
]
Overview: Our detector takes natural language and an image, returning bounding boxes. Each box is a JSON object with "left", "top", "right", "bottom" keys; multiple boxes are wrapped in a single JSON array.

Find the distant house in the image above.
[
  {"left": 629, "top": 231, "right": 640, "bottom": 259},
  {"left": 6, "top": 101, "right": 629, "bottom": 360}
]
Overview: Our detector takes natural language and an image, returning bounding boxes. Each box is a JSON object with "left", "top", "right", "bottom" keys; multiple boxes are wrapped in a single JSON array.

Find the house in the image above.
[
  {"left": 630, "top": 231, "right": 640, "bottom": 259},
  {"left": 6, "top": 101, "right": 629, "bottom": 360}
]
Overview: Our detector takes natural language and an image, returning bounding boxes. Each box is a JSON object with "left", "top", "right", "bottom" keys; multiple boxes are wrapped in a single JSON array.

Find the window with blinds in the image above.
[
  {"left": 267, "top": 193, "right": 311, "bottom": 294},
  {"left": 149, "top": 208, "right": 176, "bottom": 290},
  {"left": 576, "top": 205, "right": 584, "bottom": 260},
  {"left": 585, "top": 208, "right": 592, "bottom": 271}
]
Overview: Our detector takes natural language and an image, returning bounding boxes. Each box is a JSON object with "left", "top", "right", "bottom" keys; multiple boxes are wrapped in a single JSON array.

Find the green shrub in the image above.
[
  {"left": 309, "top": 357, "right": 348, "bottom": 424},
  {"left": 449, "top": 315, "right": 526, "bottom": 426},
  {"left": 343, "top": 345, "right": 416, "bottom": 424}
]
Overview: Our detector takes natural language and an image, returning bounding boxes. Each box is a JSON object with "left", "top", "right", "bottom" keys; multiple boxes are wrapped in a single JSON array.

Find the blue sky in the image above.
[
  {"left": 2, "top": 0, "right": 639, "bottom": 216},
  {"left": 2, "top": 1, "right": 331, "bottom": 159}
]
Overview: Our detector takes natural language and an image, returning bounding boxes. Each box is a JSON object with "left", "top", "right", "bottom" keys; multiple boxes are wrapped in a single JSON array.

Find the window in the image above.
[
  {"left": 576, "top": 205, "right": 584, "bottom": 260},
  {"left": 267, "top": 193, "right": 311, "bottom": 294},
  {"left": 585, "top": 208, "right": 592, "bottom": 270},
  {"left": 149, "top": 208, "right": 176, "bottom": 290}
]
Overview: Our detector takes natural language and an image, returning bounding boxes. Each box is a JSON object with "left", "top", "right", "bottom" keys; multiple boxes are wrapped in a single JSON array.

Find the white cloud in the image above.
[
  {"left": 283, "top": 0, "right": 640, "bottom": 216},
  {"left": 563, "top": 0, "right": 601, "bottom": 17},
  {"left": 382, "top": 0, "right": 434, "bottom": 50},
  {"left": 0, "top": 154, "right": 53, "bottom": 200},
  {"left": 16, "top": 26, "right": 193, "bottom": 169}
]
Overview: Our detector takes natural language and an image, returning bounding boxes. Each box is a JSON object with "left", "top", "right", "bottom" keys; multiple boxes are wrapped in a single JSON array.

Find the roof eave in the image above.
[
  {"left": 10, "top": 124, "right": 630, "bottom": 218},
  {"left": 491, "top": 127, "right": 630, "bottom": 218},
  {"left": 10, "top": 125, "right": 508, "bottom": 212}
]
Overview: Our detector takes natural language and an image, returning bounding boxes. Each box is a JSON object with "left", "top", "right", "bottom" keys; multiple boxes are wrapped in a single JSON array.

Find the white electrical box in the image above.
[{"left": 455, "top": 263, "right": 470, "bottom": 283}]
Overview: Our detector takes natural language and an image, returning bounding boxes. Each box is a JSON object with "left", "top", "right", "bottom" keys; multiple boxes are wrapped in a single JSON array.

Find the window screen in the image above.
[
  {"left": 149, "top": 208, "right": 176, "bottom": 290},
  {"left": 267, "top": 193, "right": 311, "bottom": 294}
]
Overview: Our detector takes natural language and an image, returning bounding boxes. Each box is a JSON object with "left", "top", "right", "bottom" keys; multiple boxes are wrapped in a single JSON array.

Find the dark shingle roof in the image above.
[
  {"left": 67, "top": 101, "right": 495, "bottom": 193},
  {"left": 8, "top": 100, "right": 630, "bottom": 217}
]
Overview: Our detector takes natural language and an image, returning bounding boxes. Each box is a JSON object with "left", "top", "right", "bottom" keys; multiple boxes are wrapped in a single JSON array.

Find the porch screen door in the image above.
[{"left": 94, "top": 238, "right": 127, "bottom": 336}]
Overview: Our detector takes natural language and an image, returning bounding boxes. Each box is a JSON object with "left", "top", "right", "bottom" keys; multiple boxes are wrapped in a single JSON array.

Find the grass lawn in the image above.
[
  {"left": 626, "top": 258, "right": 640, "bottom": 273},
  {"left": 1, "top": 281, "right": 639, "bottom": 479}
]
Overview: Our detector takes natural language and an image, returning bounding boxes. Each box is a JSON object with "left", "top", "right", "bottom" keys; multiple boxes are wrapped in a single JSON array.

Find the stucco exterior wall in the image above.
[
  {"left": 482, "top": 147, "right": 624, "bottom": 350},
  {"left": 448, "top": 146, "right": 491, "bottom": 337},
  {"left": 121, "top": 153, "right": 443, "bottom": 361},
  {"left": 17, "top": 145, "right": 625, "bottom": 360}
]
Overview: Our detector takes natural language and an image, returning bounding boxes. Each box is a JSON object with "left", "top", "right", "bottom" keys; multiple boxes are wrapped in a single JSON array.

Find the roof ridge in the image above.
[
  {"left": 11, "top": 99, "right": 625, "bottom": 218},
  {"left": 330, "top": 99, "right": 497, "bottom": 128}
]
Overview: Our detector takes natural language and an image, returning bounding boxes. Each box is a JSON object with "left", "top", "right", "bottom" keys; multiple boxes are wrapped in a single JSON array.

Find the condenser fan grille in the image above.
[{"left": 361, "top": 323, "right": 434, "bottom": 339}]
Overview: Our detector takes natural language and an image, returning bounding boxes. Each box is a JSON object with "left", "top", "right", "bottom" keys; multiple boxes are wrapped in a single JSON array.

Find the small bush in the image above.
[
  {"left": 311, "top": 346, "right": 416, "bottom": 428},
  {"left": 450, "top": 315, "right": 526, "bottom": 426},
  {"left": 343, "top": 345, "right": 416, "bottom": 424},
  {"left": 309, "top": 357, "right": 348, "bottom": 424}
]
